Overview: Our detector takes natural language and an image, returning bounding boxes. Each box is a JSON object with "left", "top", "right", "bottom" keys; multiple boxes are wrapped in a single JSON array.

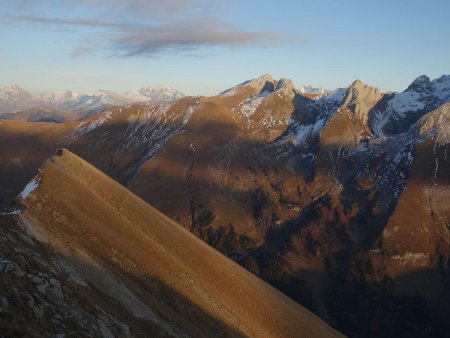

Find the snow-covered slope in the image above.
[
  {"left": 66, "top": 97, "right": 199, "bottom": 184},
  {"left": 369, "top": 75, "right": 450, "bottom": 135},
  {"left": 276, "top": 87, "right": 346, "bottom": 148}
]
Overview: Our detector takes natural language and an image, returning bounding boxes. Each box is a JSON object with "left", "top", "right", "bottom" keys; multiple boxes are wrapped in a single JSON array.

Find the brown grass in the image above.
[{"left": 20, "top": 149, "right": 343, "bottom": 337}]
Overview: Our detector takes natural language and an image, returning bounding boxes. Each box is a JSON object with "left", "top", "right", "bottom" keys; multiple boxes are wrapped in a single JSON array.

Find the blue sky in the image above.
[{"left": 0, "top": 0, "right": 449, "bottom": 95}]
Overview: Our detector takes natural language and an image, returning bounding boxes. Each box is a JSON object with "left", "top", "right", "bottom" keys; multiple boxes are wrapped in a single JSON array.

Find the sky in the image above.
[{"left": 0, "top": 0, "right": 449, "bottom": 95}]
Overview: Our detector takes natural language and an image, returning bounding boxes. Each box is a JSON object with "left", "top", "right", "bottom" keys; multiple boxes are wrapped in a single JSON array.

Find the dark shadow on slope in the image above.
[{"left": 325, "top": 267, "right": 450, "bottom": 338}]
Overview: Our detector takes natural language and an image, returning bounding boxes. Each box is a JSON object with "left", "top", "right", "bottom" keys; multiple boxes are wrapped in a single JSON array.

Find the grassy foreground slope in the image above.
[{"left": 15, "top": 149, "right": 342, "bottom": 337}]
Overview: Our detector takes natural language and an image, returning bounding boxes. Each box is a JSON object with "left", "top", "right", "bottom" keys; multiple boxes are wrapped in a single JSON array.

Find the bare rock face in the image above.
[
  {"left": 343, "top": 80, "right": 385, "bottom": 125},
  {"left": 418, "top": 102, "right": 450, "bottom": 143},
  {"left": 320, "top": 80, "right": 385, "bottom": 153}
]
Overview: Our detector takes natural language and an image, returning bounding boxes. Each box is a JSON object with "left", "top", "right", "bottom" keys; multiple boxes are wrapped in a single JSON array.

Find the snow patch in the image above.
[
  {"left": 239, "top": 90, "right": 271, "bottom": 117},
  {"left": 0, "top": 209, "right": 21, "bottom": 216},
  {"left": 391, "top": 252, "right": 429, "bottom": 264},
  {"left": 19, "top": 177, "right": 40, "bottom": 199},
  {"left": 294, "top": 125, "right": 313, "bottom": 146},
  {"left": 370, "top": 109, "right": 391, "bottom": 136},
  {"left": 67, "top": 110, "right": 114, "bottom": 143},
  {"left": 189, "top": 143, "right": 196, "bottom": 154}
]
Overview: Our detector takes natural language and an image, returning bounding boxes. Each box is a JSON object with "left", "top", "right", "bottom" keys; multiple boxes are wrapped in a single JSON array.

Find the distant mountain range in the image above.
[
  {"left": 0, "top": 73, "right": 449, "bottom": 337},
  {"left": 0, "top": 85, "right": 185, "bottom": 121}
]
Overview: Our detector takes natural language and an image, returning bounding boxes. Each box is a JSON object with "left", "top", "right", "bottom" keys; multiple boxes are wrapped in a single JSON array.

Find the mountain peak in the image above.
[
  {"left": 406, "top": 75, "right": 432, "bottom": 93},
  {"left": 254, "top": 73, "right": 274, "bottom": 82},
  {"left": 342, "top": 79, "right": 385, "bottom": 124},
  {"left": 219, "top": 73, "right": 276, "bottom": 97},
  {"left": 349, "top": 79, "right": 370, "bottom": 90},
  {"left": 0, "top": 84, "right": 29, "bottom": 94},
  {"left": 0, "top": 85, "right": 185, "bottom": 116},
  {"left": 274, "top": 78, "right": 297, "bottom": 98},
  {"left": 298, "top": 84, "right": 329, "bottom": 96},
  {"left": 247, "top": 73, "right": 275, "bottom": 90},
  {"left": 346, "top": 79, "right": 382, "bottom": 96}
]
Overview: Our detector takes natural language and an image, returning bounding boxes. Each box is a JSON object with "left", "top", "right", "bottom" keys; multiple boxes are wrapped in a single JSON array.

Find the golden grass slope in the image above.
[{"left": 18, "top": 149, "right": 343, "bottom": 337}]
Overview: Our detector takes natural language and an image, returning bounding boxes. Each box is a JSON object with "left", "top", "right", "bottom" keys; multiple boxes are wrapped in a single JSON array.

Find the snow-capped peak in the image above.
[
  {"left": 405, "top": 75, "right": 433, "bottom": 94},
  {"left": 135, "top": 86, "right": 185, "bottom": 102},
  {"left": 0, "top": 85, "right": 185, "bottom": 116},
  {"left": 297, "top": 84, "right": 329, "bottom": 96}
]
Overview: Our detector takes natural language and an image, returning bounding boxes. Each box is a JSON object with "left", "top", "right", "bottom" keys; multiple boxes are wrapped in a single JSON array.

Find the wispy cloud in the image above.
[
  {"left": 1, "top": 14, "right": 129, "bottom": 28},
  {"left": 64, "top": 0, "right": 198, "bottom": 18},
  {"left": 110, "top": 21, "right": 284, "bottom": 56},
  {"left": 0, "top": 0, "right": 300, "bottom": 57}
]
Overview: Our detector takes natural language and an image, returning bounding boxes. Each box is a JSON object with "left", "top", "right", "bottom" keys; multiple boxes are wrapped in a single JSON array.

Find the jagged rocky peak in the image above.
[
  {"left": 435, "top": 74, "right": 450, "bottom": 85},
  {"left": 418, "top": 102, "right": 450, "bottom": 144},
  {"left": 219, "top": 74, "right": 302, "bottom": 100},
  {"left": 346, "top": 79, "right": 382, "bottom": 94},
  {"left": 247, "top": 73, "right": 277, "bottom": 93},
  {"left": 406, "top": 75, "right": 432, "bottom": 93},
  {"left": 341, "top": 79, "right": 385, "bottom": 124},
  {"left": 369, "top": 74, "right": 450, "bottom": 136},
  {"left": 219, "top": 73, "right": 277, "bottom": 97},
  {"left": 276, "top": 78, "right": 296, "bottom": 97}
]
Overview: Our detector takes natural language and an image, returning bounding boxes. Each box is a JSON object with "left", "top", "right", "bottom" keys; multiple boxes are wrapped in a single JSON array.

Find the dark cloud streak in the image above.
[
  {"left": 111, "top": 21, "right": 284, "bottom": 56},
  {"left": 1, "top": 14, "right": 129, "bottom": 28}
]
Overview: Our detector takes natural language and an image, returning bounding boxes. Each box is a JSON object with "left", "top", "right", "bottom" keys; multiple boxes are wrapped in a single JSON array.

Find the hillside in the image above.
[
  {"left": 0, "top": 74, "right": 449, "bottom": 337},
  {"left": 0, "top": 149, "right": 342, "bottom": 337}
]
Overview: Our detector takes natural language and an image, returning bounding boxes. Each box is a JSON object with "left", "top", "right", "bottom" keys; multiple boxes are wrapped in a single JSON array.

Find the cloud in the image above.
[
  {"left": 0, "top": 0, "right": 300, "bottom": 57},
  {"left": 65, "top": 0, "right": 198, "bottom": 18},
  {"left": 1, "top": 14, "right": 128, "bottom": 28},
  {"left": 110, "top": 20, "right": 284, "bottom": 56}
]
